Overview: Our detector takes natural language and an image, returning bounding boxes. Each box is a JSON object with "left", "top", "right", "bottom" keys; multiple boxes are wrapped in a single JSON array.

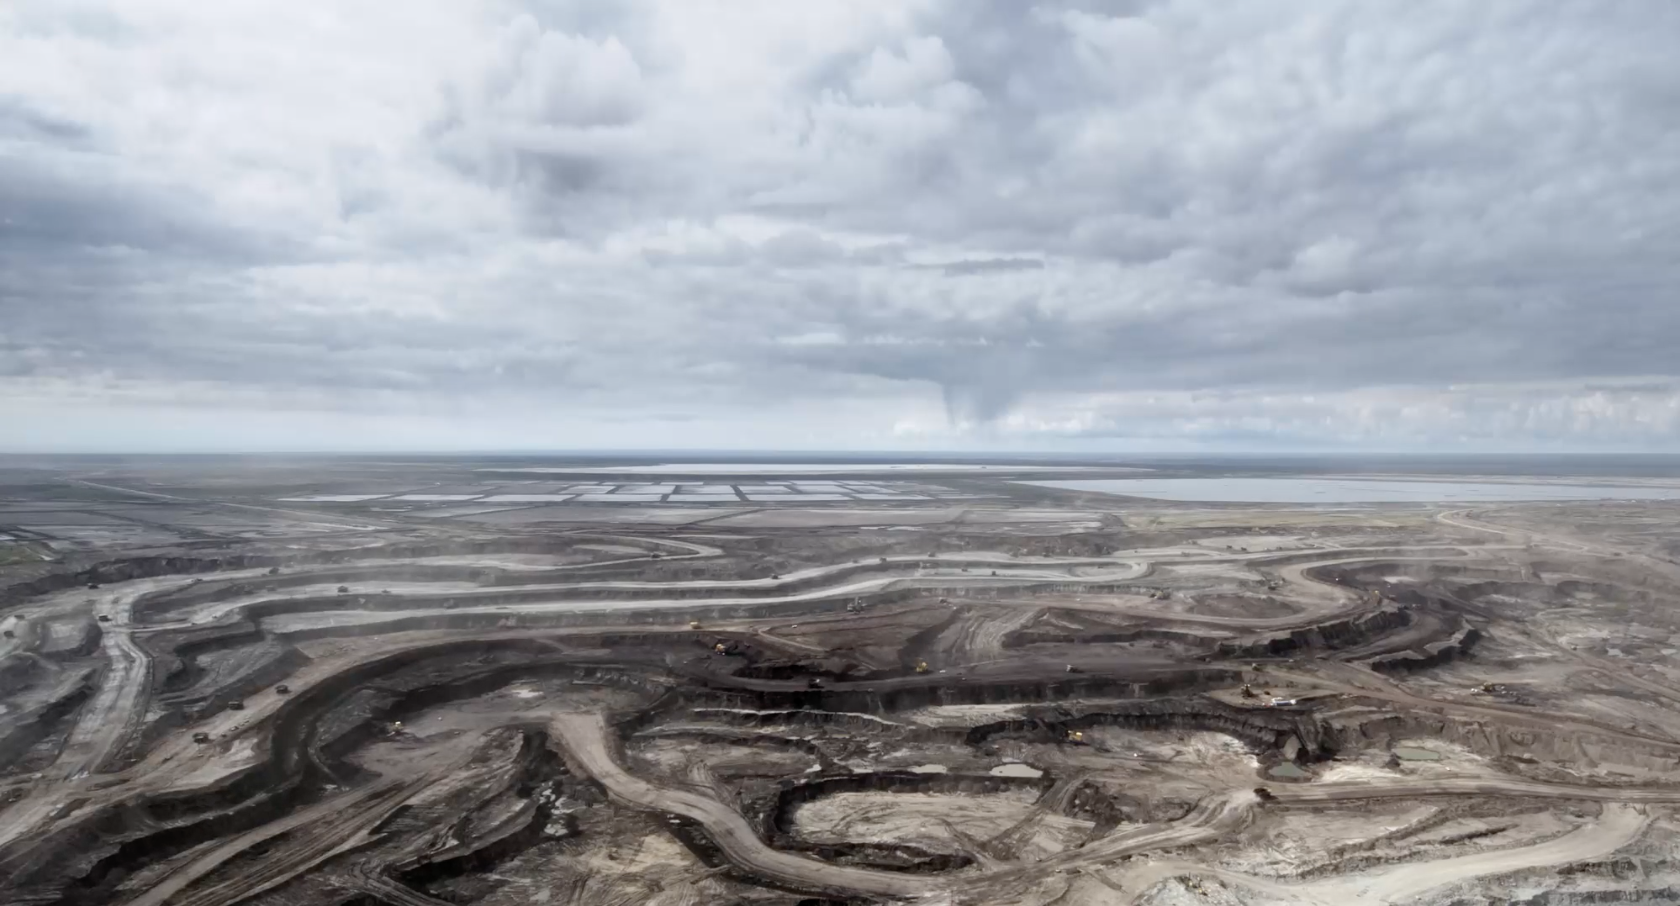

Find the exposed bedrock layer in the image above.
[
  {"left": 0, "top": 624, "right": 1254, "bottom": 904},
  {"left": 695, "top": 667, "right": 1244, "bottom": 714},
  {"left": 0, "top": 668, "right": 96, "bottom": 772},
  {"left": 4, "top": 535, "right": 684, "bottom": 614},
  {"left": 750, "top": 772, "right": 1021, "bottom": 873},
  {"left": 130, "top": 551, "right": 1159, "bottom": 629},
  {"left": 965, "top": 697, "right": 1329, "bottom": 760},
  {"left": 1506, "top": 886, "right": 1680, "bottom": 905},
  {"left": 177, "top": 575, "right": 1157, "bottom": 629},
  {"left": 1217, "top": 602, "right": 1414, "bottom": 658},
  {"left": 2, "top": 555, "right": 282, "bottom": 607},
  {"left": 0, "top": 651, "right": 54, "bottom": 696},
  {"left": 132, "top": 556, "right": 837, "bottom": 615},
  {"left": 17, "top": 519, "right": 1661, "bottom": 904},
  {"left": 763, "top": 771, "right": 1052, "bottom": 840},
  {"left": 1368, "top": 621, "right": 1481, "bottom": 673},
  {"left": 132, "top": 562, "right": 719, "bottom": 619},
  {"left": 1326, "top": 709, "right": 1680, "bottom": 772},
  {"left": 263, "top": 587, "right": 940, "bottom": 641},
  {"left": 385, "top": 729, "right": 571, "bottom": 879},
  {"left": 6, "top": 638, "right": 693, "bottom": 893},
  {"left": 775, "top": 840, "right": 973, "bottom": 874},
  {"left": 1004, "top": 621, "right": 1221, "bottom": 651},
  {"left": 1003, "top": 598, "right": 1469, "bottom": 670},
  {"left": 142, "top": 620, "right": 268, "bottom": 690},
  {"left": 36, "top": 618, "right": 102, "bottom": 661},
  {"left": 0, "top": 638, "right": 577, "bottom": 902},
  {"left": 158, "top": 641, "right": 308, "bottom": 713}
]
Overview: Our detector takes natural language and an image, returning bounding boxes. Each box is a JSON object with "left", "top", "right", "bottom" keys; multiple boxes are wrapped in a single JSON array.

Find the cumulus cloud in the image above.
[{"left": 2, "top": 0, "right": 1678, "bottom": 451}]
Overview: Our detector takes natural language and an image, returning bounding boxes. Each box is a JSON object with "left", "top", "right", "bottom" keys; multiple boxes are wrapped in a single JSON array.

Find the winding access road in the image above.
[
  {"left": 547, "top": 712, "right": 945, "bottom": 901},
  {"left": 1126, "top": 802, "right": 1648, "bottom": 905}
]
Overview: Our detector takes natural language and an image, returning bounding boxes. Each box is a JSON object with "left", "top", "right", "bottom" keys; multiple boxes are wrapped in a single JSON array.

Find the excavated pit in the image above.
[{"left": 6, "top": 477, "right": 1680, "bottom": 906}]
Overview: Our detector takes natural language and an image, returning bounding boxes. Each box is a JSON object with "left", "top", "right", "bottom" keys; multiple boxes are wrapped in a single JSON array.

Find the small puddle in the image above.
[
  {"left": 1268, "top": 762, "right": 1309, "bottom": 779},
  {"left": 1393, "top": 746, "right": 1442, "bottom": 762},
  {"left": 989, "top": 763, "right": 1045, "bottom": 779},
  {"left": 907, "top": 764, "right": 949, "bottom": 774}
]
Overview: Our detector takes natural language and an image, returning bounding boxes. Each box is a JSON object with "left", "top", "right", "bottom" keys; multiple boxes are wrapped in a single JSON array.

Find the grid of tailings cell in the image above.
[{"left": 276, "top": 481, "right": 944, "bottom": 504}]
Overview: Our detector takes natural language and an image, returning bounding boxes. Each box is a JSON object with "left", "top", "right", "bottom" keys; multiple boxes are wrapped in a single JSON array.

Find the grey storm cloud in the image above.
[
  {"left": 2, "top": 0, "right": 1679, "bottom": 451},
  {"left": 935, "top": 259, "right": 1045, "bottom": 276}
]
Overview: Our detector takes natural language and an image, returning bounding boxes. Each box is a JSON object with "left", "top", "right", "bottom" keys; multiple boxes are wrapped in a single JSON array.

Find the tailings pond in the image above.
[{"left": 1022, "top": 478, "right": 1680, "bottom": 504}]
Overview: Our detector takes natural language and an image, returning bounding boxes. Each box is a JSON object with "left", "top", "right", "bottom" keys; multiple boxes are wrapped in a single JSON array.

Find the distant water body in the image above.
[{"left": 1023, "top": 478, "right": 1680, "bottom": 503}]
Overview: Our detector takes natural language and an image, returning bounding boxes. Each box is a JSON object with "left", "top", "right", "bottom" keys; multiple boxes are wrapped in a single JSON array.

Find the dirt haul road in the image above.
[
  {"left": 121, "top": 779, "right": 413, "bottom": 906},
  {"left": 0, "top": 536, "right": 1512, "bottom": 854},
  {"left": 1131, "top": 803, "right": 1648, "bottom": 906},
  {"left": 163, "top": 540, "right": 1432, "bottom": 632},
  {"left": 1273, "top": 776, "right": 1680, "bottom": 806},
  {"left": 546, "top": 712, "right": 944, "bottom": 901},
  {"left": 31, "top": 569, "right": 273, "bottom": 793},
  {"left": 1317, "top": 802, "right": 1648, "bottom": 904},
  {"left": 552, "top": 706, "right": 1680, "bottom": 906},
  {"left": 245, "top": 539, "right": 1464, "bottom": 637},
  {"left": 176, "top": 557, "right": 1152, "bottom": 629}
]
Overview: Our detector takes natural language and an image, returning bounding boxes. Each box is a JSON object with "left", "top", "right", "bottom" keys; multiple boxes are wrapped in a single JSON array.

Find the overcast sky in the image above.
[{"left": 3, "top": 1, "right": 1679, "bottom": 453}]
